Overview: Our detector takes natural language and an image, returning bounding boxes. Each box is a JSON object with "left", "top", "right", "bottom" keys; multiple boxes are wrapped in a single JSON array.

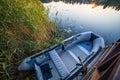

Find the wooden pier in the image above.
[{"left": 81, "top": 39, "right": 120, "bottom": 80}]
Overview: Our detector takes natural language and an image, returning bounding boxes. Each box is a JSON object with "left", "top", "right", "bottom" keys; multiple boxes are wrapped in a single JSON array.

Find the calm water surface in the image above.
[{"left": 44, "top": 1, "right": 120, "bottom": 45}]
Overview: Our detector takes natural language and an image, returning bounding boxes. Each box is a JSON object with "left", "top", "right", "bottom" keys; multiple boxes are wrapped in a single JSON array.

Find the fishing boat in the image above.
[{"left": 18, "top": 31, "right": 105, "bottom": 80}]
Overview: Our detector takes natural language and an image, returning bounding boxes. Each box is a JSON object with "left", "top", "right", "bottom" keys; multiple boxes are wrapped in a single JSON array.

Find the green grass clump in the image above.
[{"left": 0, "top": 0, "right": 62, "bottom": 79}]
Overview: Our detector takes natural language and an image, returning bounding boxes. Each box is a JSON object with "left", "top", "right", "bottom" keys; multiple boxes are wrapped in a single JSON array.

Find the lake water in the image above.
[{"left": 43, "top": 1, "right": 120, "bottom": 45}]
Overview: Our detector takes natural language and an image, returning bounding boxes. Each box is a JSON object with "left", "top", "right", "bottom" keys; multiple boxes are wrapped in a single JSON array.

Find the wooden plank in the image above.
[
  {"left": 108, "top": 55, "right": 120, "bottom": 80},
  {"left": 90, "top": 68, "right": 100, "bottom": 80},
  {"left": 98, "top": 43, "right": 117, "bottom": 64}
]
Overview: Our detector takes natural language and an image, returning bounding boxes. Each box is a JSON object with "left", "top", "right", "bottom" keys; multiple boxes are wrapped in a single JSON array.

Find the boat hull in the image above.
[{"left": 18, "top": 31, "right": 105, "bottom": 80}]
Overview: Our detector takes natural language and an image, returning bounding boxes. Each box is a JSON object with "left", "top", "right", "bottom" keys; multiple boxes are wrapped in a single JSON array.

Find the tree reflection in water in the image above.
[{"left": 41, "top": 0, "right": 120, "bottom": 11}]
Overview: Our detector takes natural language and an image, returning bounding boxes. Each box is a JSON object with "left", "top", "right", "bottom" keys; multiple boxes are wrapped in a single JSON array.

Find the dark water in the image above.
[{"left": 43, "top": 1, "right": 120, "bottom": 45}]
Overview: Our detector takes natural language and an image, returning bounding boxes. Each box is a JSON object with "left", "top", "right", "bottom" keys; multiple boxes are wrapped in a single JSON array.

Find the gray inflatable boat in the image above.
[{"left": 18, "top": 31, "right": 105, "bottom": 80}]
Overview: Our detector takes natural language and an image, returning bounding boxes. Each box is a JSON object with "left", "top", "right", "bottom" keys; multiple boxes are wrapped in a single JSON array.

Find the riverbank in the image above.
[{"left": 0, "top": 0, "right": 65, "bottom": 79}]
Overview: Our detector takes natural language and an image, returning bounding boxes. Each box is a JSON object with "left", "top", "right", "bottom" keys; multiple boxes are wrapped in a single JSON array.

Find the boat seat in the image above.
[
  {"left": 67, "top": 50, "right": 80, "bottom": 64},
  {"left": 49, "top": 50, "right": 70, "bottom": 79}
]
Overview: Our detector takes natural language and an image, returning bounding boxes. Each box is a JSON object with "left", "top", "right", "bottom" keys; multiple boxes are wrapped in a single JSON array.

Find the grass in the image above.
[{"left": 0, "top": 0, "right": 64, "bottom": 79}]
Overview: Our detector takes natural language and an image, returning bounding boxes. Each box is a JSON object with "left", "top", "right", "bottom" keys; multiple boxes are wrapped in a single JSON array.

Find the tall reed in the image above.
[{"left": 0, "top": 0, "right": 59, "bottom": 79}]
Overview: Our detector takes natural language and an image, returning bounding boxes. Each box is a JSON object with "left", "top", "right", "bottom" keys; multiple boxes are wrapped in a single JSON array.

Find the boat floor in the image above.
[
  {"left": 46, "top": 41, "right": 93, "bottom": 80},
  {"left": 58, "top": 41, "right": 92, "bottom": 71}
]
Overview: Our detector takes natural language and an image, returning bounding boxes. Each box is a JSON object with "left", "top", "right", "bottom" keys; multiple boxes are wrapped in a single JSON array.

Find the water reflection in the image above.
[
  {"left": 44, "top": 1, "right": 120, "bottom": 44},
  {"left": 41, "top": 0, "right": 120, "bottom": 10}
]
